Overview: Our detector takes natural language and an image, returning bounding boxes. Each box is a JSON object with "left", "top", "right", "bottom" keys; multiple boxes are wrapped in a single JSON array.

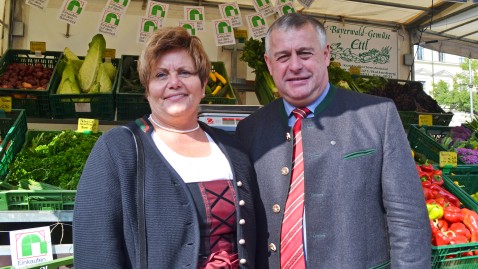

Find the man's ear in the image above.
[{"left": 264, "top": 53, "right": 272, "bottom": 73}]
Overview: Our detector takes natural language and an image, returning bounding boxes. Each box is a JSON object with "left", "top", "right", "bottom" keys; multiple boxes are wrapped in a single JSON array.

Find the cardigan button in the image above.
[
  {"left": 272, "top": 204, "right": 280, "bottom": 213},
  {"left": 239, "top": 258, "right": 247, "bottom": 264},
  {"left": 286, "top": 132, "right": 291, "bottom": 141},
  {"left": 239, "top": 219, "right": 245, "bottom": 225},
  {"left": 239, "top": 239, "right": 245, "bottom": 245},
  {"left": 237, "top": 181, "right": 243, "bottom": 187},
  {"left": 281, "top": 167, "right": 289, "bottom": 175},
  {"left": 269, "top": 243, "right": 277, "bottom": 252},
  {"left": 239, "top": 200, "right": 245, "bottom": 206}
]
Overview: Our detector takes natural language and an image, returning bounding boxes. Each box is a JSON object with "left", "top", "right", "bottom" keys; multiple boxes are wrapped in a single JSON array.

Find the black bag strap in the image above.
[{"left": 123, "top": 123, "right": 147, "bottom": 268}]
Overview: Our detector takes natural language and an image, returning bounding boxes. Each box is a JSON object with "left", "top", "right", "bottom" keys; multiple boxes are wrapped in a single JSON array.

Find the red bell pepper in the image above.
[
  {"left": 429, "top": 184, "right": 461, "bottom": 208},
  {"left": 434, "top": 230, "right": 453, "bottom": 246},
  {"left": 433, "top": 219, "right": 449, "bottom": 232},
  {"left": 462, "top": 208, "right": 478, "bottom": 255},
  {"left": 443, "top": 205, "right": 464, "bottom": 223},
  {"left": 449, "top": 222, "right": 471, "bottom": 240},
  {"left": 430, "top": 169, "right": 444, "bottom": 186},
  {"left": 423, "top": 187, "right": 433, "bottom": 200}
]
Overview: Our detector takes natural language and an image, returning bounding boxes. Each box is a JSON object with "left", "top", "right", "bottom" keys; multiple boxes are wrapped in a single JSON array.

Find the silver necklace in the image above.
[{"left": 148, "top": 115, "right": 200, "bottom": 134}]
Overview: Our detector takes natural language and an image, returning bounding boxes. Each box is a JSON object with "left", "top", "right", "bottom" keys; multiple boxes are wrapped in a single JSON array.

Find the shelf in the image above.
[{"left": 0, "top": 211, "right": 73, "bottom": 223}]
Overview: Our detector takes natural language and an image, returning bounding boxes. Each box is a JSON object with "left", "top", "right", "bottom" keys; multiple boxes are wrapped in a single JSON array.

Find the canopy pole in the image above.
[{"left": 470, "top": 58, "right": 474, "bottom": 116}]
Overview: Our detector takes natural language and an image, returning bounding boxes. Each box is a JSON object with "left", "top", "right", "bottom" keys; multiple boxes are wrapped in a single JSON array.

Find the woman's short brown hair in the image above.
[{"left": 137, "top": 27, "right": 211, "bottom": 93}]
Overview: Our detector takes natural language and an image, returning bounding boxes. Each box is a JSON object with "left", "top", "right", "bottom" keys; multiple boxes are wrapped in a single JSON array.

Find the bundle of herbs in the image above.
[{"left": 3, "top": 130, "right": 101, "bottom": 190}]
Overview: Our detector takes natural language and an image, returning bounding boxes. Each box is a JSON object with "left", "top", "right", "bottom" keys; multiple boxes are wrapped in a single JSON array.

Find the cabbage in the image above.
[{"left": 78, "top": 34, "right": 106, "bottom": 92}]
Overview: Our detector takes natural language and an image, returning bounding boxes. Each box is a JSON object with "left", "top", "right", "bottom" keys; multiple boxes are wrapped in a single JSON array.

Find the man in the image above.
[{"left": 236, "top": 13, "right": 431, "bottom": 268}]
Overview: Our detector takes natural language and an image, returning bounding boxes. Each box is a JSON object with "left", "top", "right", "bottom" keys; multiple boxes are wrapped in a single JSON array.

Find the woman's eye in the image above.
[
  {"left": 179, "top": 71, "right": 192, "bottom": 78},
  {"left": 155, "top": 72, "right": 167, "bottom": 79}
]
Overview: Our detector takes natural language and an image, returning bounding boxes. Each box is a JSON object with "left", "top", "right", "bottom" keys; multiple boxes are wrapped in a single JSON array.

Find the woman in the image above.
[{"left": 73, "top": 27, "right": 257, "bottom": 269}]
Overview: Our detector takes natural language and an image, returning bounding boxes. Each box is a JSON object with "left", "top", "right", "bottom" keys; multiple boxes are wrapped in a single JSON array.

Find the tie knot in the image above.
[{"left": 292, "top": 107, "right": 311, "bottom": 119}]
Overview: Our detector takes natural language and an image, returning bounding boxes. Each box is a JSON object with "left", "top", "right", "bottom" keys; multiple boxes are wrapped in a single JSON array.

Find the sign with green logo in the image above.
[
  {"left": 252, "top": 0, "right": 276, "bottom": 17},
  {"left": 179, "top": 21, "right": 198, "bottom": 36},
  {"left": 184, "top": 6, "right": 205, "bottom": 31},
  {"left": 106, "top": 0, "right": 131, "bottom": 13},
  {"left": 145, "top": 1, "right": 169, "bottom": 19},
  {"left": 276, "top": 2, "right": 295, "bottom": 16},
  {"left": 246, "top": 13, "right": 268, "bottom": 40},
  {"left": 10, "top": 226, "right": 53, "bottom": 268},
  {"left": 58, "top": 0, "right": 88, "bottom": 25},
  {"left": 219, "top": 1, "right": 243, "bottom": 28},
  {"left": 213, "top": 19, "right": 236, "bottom": 46},
  {"left": 98, "top": 9, "right": 124, "bottom": 36},
  {"left": 137, "top": 17, "right": 161, "bottom": 43}
]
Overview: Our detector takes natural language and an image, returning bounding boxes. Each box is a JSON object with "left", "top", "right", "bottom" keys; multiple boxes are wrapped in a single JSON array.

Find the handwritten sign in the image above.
[
  {"left": 439, "top": 151, "right": 457, "bottom": 168},
  {"left": 77, "top": 118, "right": 99, "bottom": 133},
  {"left": 105, "top": 48, "right": 116, "bottom": 59},
  {"left": 418, "top": 114, "right": 433, "bottom": 127},
  {"left": 0, "top": 96, "right": 12, "bottom": 112},
  {"left": 30, "top": 41, "right": 46, "bottom": 53}
]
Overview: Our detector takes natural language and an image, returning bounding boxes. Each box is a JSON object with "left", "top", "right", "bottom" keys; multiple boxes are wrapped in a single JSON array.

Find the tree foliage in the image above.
[{"left": 434, "top": 58, "right": 478, "bottom": 112}]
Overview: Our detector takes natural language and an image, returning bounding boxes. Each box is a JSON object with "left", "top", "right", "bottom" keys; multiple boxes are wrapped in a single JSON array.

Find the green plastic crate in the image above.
[
  {"left": 430, "top": 172, "right": 478, "bottom": 268},
  {"left": 116, "top": 55, "right": 150, "bottom": 121},
  {"left": 440, "top": 165, "right": 478, "bottom": 211},
  {"left": 202, "top": 61, "right": 237, "bottom": 105},
  {"left": 0, "top": 255, "right": 73, "bottom": 269},
  {"left": 49, "top": 57, "right": 120, "bottom": 120},
  {"left": 0, "top": 109, "right": 27, "bottom": 180},
  {"left": 0, "top": 190, "right": 76, "bottom": 210},
  {"left": 0, "top": 49, "right": 63, "bottom": 118},
  {"left": 399, "top": 111, "right": 454, "bottom": 130},
  {"left": 408, "top": 124, "right": 466, "bottom": 165}
]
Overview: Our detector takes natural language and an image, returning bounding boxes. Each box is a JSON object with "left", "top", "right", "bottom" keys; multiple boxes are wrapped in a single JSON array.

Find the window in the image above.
[
  {"left": 417, "top": 46, "right": 424, "bottom": 60},
  {"left": 438, "top": 52, "right": 445, "bottom": 62},
  {"left": 459, "top": 57, "right": 465, "bottom": 63}
]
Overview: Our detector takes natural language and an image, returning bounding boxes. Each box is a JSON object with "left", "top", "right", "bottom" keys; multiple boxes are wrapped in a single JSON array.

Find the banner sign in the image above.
[
  {"left": 246, "top": 13, "right": 269, "bottom": 40},
  {"left": 219, "top": 2, "right": 243, "bottom": 28},
  {"left": 298, "top": 0, "right": 314, "bottom": 8},
  {"left": 26, "top": 0, "right": 50, "bottom": 12},
  {"left": 105, "top": 0, "right": 130, "bottom": 13},
  {"left": 58, "top": 0, "right": 88, "bottom": 25},
  {"left": 179, "top": 21, "right": 198, "bottom": 36},
  {"left": 326, "top": 21, "right": 398, "bottom": 78}
]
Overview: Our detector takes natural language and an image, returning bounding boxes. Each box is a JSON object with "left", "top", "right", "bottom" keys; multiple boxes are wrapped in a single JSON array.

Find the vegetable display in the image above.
[
  {"left": 56, "top": 34, "right": 116, "bottom": 95},
  {"left": 417, "top": 164, "right": 478, "bottom": 252},
  {"left": 0, "top": 63, "right": 53, "bottom": 90},
  {"left": 240, "top": 37, "right": 278, "bottom": 105},
  {"left": 2, "top": 131, "right": 101, "bottom": 190}
]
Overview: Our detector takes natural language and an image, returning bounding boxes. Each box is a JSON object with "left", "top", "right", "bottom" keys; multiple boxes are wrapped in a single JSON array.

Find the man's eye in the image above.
[{"left": 277, "top": 55, "right": 289, "bottom": 62}]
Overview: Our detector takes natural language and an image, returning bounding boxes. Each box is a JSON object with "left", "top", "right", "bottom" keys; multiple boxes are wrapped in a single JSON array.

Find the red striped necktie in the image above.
[{"left": 280, "top": 107, "right": 311, "bottom": 269}]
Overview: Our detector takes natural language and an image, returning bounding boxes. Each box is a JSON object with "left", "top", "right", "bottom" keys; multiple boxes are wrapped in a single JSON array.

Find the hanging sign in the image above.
[
  {"left": 246, "top": 13, "right": 268, "bottom": 40},
  {"left": 276, "top": 2, "right": 295, "bottom": 16},
  {"left": 179, "top": 21, "right": 198, "bottom": 36},
  {"left": 145, "top": 1, "right": 169, "bottom": 20},
  {"left": 137, "top": 17, "right": 161, "bottom": 43},
  {"left": 10, "top": 226, "right": 53, "bottom": 268},
  {"left": 98, "top": 9, "right": 124, "bottom": 36},
  {"left": 252, "top": 0, "right": 276, "bottom": 17},
  {"left": 297, "top": 0, "right": 314, "bottom": 8},
  {"left": 326, "top": 21, "right": 398, "bottom": 79},
  {"left": 58, "top": 0, "right": 87, "bottom": 25},
  {"left": 219, "top": 2, "right": 243, "bottom": 28},
  {"left": 184, "top": 6, "right": 205, "bottom": 31},
  {"left": 105, "top": 0, "right": 130, "bottom": 14},
  {"left": 26, "top": 0, "right": 50, "bottom": 12},
  {"left": 212, "top": 19, "right": 236, "bottom": 46}
]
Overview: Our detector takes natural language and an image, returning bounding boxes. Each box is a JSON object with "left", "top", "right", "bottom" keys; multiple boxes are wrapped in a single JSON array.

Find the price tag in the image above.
[
  {"left": 439, "top": 151, "right": 457, "bottom": 168},
  {"left": 77, "top": 118, "right": 99, "bottom": 133},
  {"left": 0, "top": 96, "right": 12, "bottom": 112},
  {"left": 30, "top": 41, "right": 46, "bottom": 53},
  {"left": 418, "top": 114, "right": 433, "bottom": 126},
  {"left": 105, "top": 48, "right": 116, "bottom": 59},
  {"left": 234, "top": 29, "right": 248, "bottom": 40},
  {"left": 349, "top": 66, "right": 361, "bottom": 75}
]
